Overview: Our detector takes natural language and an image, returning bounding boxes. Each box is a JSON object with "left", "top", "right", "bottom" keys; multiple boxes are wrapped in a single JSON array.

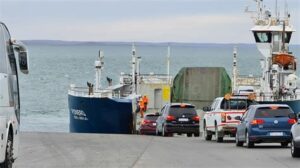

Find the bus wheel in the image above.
[{"left": 2, "top": 133, "right": 14, "bottom": 168}]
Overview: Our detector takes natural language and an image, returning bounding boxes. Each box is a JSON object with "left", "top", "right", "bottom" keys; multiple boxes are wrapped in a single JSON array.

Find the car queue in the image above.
[{"left": 138, "top": 93, "right": 300, "bottom": 158}]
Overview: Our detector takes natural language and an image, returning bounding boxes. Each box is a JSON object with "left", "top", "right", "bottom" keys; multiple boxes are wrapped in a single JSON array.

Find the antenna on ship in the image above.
[
  {"left": 95, "top": 50, "right": 104, "bottom": 92},
  {"left": 167, "top": 44, "right": 171, "bottom": 83},
  {"left": 131, "top": 43, "right": 137, "bottom": 95}
]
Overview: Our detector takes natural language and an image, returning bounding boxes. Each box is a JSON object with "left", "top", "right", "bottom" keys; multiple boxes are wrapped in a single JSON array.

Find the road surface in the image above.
[{"left": 15, "top": 132, "right": 298, "bottom": 168}]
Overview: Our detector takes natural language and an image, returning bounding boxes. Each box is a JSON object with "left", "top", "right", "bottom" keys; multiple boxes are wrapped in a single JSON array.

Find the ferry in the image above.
[
  {"left": 68, "top": 45, "right": 172, "bottom": 133},
  {"left": 233, "top": 0, "right": 300, "bottom": 113}
]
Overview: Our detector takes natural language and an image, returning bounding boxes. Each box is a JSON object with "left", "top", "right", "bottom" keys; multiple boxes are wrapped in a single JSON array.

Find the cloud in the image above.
[
  {"left": 7, "top": 13, "right": 299, "bottom": 44},
  {"left": 16, "top": 14, "right": 255, "bottom": 43}
]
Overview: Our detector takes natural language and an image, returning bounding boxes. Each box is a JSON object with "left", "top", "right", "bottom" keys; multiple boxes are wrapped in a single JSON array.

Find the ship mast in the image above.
[
  {"left": 232, "top": 46, "right": 238, "bottom": 92},
  {"left": 95, "top": 50, "right": 104, "bottom": 92},
  {"left": 167, "top": 45, "right": 171, "bottom": 83},
  {"left": 131, "top": 43, "right": 137, "bottom": 95}
]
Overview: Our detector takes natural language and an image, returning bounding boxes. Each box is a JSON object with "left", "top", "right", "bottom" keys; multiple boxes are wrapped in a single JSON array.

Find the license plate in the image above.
[
  {"left": 270, "top": 132, "right": 283, "bottom": 136},
  {"left": 178, "top": 118, "right": 189, "bottom": 122},
  {"left": 152, "top": 123, "right": 156, "bottom": 126}
]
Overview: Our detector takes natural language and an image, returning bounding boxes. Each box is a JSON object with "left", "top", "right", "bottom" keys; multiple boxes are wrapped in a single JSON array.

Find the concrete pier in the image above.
[{"left": 15, "top": 132, "right": 299, "bottom": 168}]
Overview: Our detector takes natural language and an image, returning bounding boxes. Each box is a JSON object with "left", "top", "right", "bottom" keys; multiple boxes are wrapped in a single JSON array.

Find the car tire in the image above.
[
  {"left": 215, "top": 124, "right": 223, "bottom": 142},
  {"left": 162, "top": 125, "right": 168, "bottom": 137},
  {"left": 245, "top": 131, "right": 254, "bottom": 148},
  {"left": 235, "top": 133, "right": 243, "bottom": 147},
  {"left": 156, "top": 127, "right": 161, "bottom": 136},
  {"left": 291, "top": 139, "right": 300, "bottom": 157},
  {"left": 1, "top": 132, "right": 13, "bottom": 168},
  {"left": 281, "top": 142, "right": 289, "bottom": 148},
  {"left": 194, "top": 133, "right": 200, "bottom": 137},
  {"left": 203, "top": 122, "right": 212, "bottom": 141},
  {"left": 187, "top": 133, "right": 192, "bottom": 137}
]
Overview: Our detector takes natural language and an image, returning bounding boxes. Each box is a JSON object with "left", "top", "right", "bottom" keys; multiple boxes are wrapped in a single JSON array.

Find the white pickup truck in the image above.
[{"left": 203, "top": 94, "right": 256, "bottom": 142}]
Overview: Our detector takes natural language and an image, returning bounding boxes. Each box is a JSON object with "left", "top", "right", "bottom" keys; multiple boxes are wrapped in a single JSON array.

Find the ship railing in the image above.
[
  {"left": 236, "top": 75, "right": 261, "bottom": 86},
  {"left": 68, "top": 86, "right": 114, "bottom": 98},
  {"left": 254, "top": 91, "right": 300, "bottom": 101},
  {"left": 139, "top": 74, "right": 173, "bottom": 85}
]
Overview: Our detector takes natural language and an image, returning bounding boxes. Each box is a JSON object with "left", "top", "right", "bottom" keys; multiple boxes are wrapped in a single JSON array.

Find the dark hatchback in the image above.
[
  {"left": 139, "top": 114, "right": 159, "bottom": 135},
  {"left": 156, "top": 103, "right": 200, "bottom": 137},
  {"left": 235, "top": 104, "right": 296, "bottom": 148},
  {"left": 289, "top": 113, "right": 300, "bottom": 157}
]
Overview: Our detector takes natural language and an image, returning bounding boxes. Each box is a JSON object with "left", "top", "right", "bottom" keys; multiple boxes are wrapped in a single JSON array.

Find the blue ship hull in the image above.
[
  {"left": 68, "top": 95, "right": 134, "bottom": 134},
  {"left": 258, "top": 100, "right": 300, "bottom": 114}
]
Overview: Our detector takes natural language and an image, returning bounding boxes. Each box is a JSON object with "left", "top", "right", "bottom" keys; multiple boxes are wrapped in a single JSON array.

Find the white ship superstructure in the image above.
[{"left": 235, "top": 0, "right": 300, "bottom": 101}]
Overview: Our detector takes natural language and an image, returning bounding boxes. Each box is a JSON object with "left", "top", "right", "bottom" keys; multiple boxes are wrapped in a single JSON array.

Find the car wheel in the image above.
[
  {"left": 194, "top": 133, "right": 200, "bottom": 137},
  {"left": 235, "top": 132, "right": 243, "bottom": 147},
  {"left": 203, "top": 122, "right": 212, "bottom": 141},
  {"left": 245, "top": 131, "right": 254, "bottom": 148},
  {"left": 281, "top": 142, "right": 289, "bottom": 148},
  {"left": 1, "top": 133, "right": 14, "bottom": 168},
  {"left": 291, "top": 139, "right": 300, "bottom": 157},
  {"left": 156, "top": 127, "right": 161, "bottom": 136},
  {"left": 215, "top": 124, "right": 223, "bottom": 142},
  {"left": 162, "top": 125, "right": 168, "bottom": 137},
  {"left": 187, "top": 133, "right": 192, "bottom": 137}
]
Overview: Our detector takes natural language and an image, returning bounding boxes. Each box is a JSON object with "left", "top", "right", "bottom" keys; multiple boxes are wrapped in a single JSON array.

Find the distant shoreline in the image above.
[{"left": 20, "top": 40, "right": 254, "bottom": 46}]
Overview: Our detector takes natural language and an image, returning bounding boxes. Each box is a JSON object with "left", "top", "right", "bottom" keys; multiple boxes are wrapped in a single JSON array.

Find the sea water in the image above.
[{"left": 18, "top": 43, "right": 300, "bottom": 132}]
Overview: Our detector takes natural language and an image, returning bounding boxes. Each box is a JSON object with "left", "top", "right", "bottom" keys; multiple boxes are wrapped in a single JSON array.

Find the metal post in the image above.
[{"left": 167, "top": 45, "right": 171, "bottom": 83}]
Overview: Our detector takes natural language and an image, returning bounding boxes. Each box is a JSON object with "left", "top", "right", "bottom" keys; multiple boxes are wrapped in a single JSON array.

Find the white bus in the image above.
[{"left": 0, "top": 22, "right": 29, "bottom": 168}]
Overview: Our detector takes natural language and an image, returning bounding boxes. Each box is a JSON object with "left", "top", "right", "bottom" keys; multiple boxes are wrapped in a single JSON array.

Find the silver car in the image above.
[{"left": 289, "top": 113, "right": 300, "bottom": 157}]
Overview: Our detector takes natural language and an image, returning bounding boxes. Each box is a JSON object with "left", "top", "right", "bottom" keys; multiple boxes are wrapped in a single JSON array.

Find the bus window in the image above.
[
  {"left": 4, "top": 25, "right": 17, "bottom": 76},
  {"left": 3, "top": 24, "right": 20, "bottom": 122},
  {"left": 0, "top": 25, "right": 8, "bottom": 73}
]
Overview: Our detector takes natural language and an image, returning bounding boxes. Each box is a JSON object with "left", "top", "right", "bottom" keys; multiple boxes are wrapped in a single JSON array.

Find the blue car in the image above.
[{"left": 235, "top": 104, "right": 296, "bottom": 148}]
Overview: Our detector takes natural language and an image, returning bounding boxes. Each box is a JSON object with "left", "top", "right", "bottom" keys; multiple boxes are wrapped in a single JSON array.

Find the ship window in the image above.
[
  {"left": 285, "top": 32, "right": 292, "bottom": 43},
  {"left": 0, "top": 25, "right": 8, "bottom": 73},
  {"left": 253, "top": 31, "right": 272, "bottom": 43}
]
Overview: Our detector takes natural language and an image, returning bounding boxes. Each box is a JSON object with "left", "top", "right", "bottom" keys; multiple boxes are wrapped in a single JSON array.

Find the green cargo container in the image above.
[{"left": 171, "top": 67, "right": 232, "bottom": 109}]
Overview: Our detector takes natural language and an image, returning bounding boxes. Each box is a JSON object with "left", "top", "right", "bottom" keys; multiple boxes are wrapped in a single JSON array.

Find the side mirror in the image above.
[
  {"left": 235, "top": 116, "right": 242, "bottom": 121},
  {"left": 12, "top": 40, "right": 29, "bottom": 74},
  {"left": 203, "top": 106, "right": 211, "bottom": 112},
  {"left": 19, "top": 51, "right": 29, "bottom": 74}
]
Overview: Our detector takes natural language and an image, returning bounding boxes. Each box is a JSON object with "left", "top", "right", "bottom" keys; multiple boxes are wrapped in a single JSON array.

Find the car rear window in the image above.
[
  {"left": 255, "top": 107, "right": 292, "bottom": 118},
  {"left": 169, "top": 107, "right": 197, "bottom": 117},
  {"left": 220, "top": 99, "right": 255, "bottom": 110},
  {"left": 145, "top": 115, "right": 159, "bottom": 121}
]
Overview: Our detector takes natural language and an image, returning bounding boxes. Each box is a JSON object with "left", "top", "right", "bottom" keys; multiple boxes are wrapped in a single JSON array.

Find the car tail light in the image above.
[
  {"left": 166, "top": 115, "right": 176, "bottom": 121},
  {"left": 192, "top": 116, "right": 200, "bottom": 122},
  {"left": 221, "top": 113, "right": 226, "bottom": 122},
  {"left": 142, "top": 120, "right": 151, "bottom": 125},
  {"left": 288, "top": 119, "right": 296, "bottom": 124},
  {"left": 251, "top": 119, "right": 264, "bottom": 125}
]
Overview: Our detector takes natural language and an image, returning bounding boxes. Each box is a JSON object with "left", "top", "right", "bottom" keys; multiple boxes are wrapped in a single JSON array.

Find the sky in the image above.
[{"left": 0, "top": 0, "right": 299, "bottom": 44}]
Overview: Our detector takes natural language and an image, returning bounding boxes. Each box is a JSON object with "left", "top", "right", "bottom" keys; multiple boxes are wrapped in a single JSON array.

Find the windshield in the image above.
[
  {"left": 255, "top": 107, "right": 292, "bottom": 118},
  {"left": 220, "top": 99, "right": 255, "bottom": 110},
  {"left": 169, "top": 107, "right": 197, "bottom": 117},
  {"left": 145, "top": 115, "right": 159, "bottom": 121}
]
